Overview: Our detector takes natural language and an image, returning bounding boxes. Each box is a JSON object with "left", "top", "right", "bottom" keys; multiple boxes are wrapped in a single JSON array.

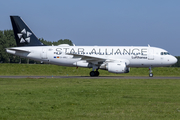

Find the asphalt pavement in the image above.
[{"left": 0, "top": 76, "right": 180, "bottom": 79}]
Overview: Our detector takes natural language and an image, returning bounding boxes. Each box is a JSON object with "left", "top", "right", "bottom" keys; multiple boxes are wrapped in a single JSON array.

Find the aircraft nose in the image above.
[{"left": 170, "top": 56, "right": 177, "bottom": 64}]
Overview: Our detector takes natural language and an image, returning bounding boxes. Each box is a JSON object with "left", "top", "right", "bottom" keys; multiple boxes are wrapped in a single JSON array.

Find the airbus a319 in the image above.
[{"left": 6, "top": 16, "right": 177, "bottom": 77}]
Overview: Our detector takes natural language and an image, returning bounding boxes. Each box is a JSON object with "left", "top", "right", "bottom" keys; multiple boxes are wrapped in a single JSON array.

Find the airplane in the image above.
[{"left": 6, "top": 16, "right": 177, "bottom": 77}]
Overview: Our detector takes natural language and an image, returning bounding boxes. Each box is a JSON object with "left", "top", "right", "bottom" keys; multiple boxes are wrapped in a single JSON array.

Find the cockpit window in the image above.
[{"left": 161, "top": 52, "right": 170, "bottom": 55}]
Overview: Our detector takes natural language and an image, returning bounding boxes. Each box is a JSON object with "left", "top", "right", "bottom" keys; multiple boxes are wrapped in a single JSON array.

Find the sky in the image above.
[{"left": 0, "top": 0, "right": 180, "bottom": 55}]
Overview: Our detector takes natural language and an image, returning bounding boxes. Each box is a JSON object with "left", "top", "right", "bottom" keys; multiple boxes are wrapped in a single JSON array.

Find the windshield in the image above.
[{"left": 161, "top": 52, "right": 170, "bottom": 55}]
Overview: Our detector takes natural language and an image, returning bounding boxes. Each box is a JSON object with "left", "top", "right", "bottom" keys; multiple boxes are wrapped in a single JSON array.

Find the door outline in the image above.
[
  {"left": 41, "top": 48, "right": 47, "bottom": 59},
  {"left": 148, "top": 48, "right": 154, "bottom": 60}
]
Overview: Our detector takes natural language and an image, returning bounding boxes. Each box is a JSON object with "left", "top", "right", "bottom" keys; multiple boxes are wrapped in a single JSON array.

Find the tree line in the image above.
[
  {"left": 0, "top": 30, "right": 73, "bottom": 64},
  {"left": 0, "top": 30, "right": 180, "bottom": 67}
]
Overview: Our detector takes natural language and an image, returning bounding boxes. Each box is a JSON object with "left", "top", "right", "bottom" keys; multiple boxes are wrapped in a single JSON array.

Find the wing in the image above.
[
  {"left": 67, "top": 53, "right": 130, "bottom": 66},
  {"left": 66, "top": 53, "right": 112, "bottom": 65}
]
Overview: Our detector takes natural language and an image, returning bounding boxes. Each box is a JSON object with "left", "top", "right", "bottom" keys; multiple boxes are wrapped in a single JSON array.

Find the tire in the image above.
[
  {"left": 95, "top": 71, "right": 99, "bottom": 76},
  {"left": 149, "top": 73, "right": 153, "bottom": 77},
  {"left": 90, "top": 71, "right": 96, "bottom": 77}
]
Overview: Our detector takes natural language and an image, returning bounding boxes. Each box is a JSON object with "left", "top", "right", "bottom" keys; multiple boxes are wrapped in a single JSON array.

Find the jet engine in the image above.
[{"left": 106, "top": 62, "right": 130, "bottom": 74}]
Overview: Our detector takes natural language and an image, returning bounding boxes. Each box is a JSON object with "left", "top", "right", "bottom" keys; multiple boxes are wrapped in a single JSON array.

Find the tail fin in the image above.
[{"left": 10, "top": 16, "right": 44, "bottom": 46}]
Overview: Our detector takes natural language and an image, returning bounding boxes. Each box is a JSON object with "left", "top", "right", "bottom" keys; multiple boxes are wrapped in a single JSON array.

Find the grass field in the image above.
[
  {"left": 0, "top": 64, "right": 180, "bottom": 119},
  {"left": 1, "top": 78, "right": 180, "bottom": 120},
  {"left": 0, "top": 63, "right": 180, "bottom": 76}
]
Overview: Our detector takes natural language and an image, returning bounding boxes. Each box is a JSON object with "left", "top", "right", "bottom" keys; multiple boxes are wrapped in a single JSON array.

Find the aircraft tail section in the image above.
[{"left": 10, "top": 16, "right": 44, "bottom": 46}]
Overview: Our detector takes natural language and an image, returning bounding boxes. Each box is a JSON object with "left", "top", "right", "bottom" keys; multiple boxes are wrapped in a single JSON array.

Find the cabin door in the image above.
[
  {"left": 41, "top": 48, "right": 47, "bottom": 59},
  {"left": 148, "top": 48, "right": 154, "bottom": 60}
]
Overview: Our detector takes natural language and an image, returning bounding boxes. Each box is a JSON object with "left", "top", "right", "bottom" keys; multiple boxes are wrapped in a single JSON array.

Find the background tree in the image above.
[{"left": 39, "top": 38, "right": 73, "bottom": 46}]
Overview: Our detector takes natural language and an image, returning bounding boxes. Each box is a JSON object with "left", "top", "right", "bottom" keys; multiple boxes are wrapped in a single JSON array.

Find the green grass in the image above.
[
  {"left": 0, "top": 63, "right": 179, "bottom": 76},
  {"left": 0, "top": 78, "right": 180, "bottom": 120}
]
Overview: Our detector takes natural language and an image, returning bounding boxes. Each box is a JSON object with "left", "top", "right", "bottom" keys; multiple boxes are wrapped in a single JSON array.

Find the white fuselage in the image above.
[
  {"left": 8, "top": 16, "right": 178, "bottom": 76},
  {"left": 6, "top": 46, "right": 177, "bottom": 69}
]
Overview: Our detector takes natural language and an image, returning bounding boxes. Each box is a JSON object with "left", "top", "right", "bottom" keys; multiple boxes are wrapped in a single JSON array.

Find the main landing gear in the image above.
[
  {"left": 149, "top": 67, "right": 153, "bottom": 77},
  {"left": 90, "top": 70, "right": 99, "bottom": 77},
  {"left": 90, "top": 66, "right": 99, "bottom": 77}
]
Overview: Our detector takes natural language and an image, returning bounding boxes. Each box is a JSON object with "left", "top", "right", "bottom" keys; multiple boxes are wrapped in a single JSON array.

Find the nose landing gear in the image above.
[{"left": 149, "top": 67, "right": 153, "bottom": 77}]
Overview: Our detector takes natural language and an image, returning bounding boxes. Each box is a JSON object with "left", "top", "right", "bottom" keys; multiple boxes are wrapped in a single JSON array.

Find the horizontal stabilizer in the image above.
[{"left": 6, "top": 48, "right": 31, "bottom": 53}]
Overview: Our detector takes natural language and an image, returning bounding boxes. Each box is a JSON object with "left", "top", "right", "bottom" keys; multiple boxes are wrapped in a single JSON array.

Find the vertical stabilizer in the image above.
[{"left": 10, "top": 16, "right": 44, "bottom": 46}]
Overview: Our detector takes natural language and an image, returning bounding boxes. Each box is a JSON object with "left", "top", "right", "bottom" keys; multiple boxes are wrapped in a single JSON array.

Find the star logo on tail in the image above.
[{"left": 17, "top": 28, "right": 32, "bottom": 43}]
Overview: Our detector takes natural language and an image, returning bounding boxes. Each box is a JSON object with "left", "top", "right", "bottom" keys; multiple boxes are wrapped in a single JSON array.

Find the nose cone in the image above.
[
  {"left": 163, "top": 55, "right": 177, "bottom": 66},
  {"left": 170, "top": 56, "right": 177, "bottom": 65}
]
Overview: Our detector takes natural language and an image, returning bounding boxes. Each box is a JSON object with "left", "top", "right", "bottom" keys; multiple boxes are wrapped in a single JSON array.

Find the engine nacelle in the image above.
[
  {"left": 106, "top": 62, "right": 130, "bottom": 74},
  {"left": 73, "top": 61, "right": 91, "bottom": 68}
]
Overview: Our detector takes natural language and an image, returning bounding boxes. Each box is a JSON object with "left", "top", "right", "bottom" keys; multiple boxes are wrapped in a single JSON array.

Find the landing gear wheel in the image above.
[
  {"left": 149, "top": 73, "right": 153, "bottom": 77},
  {"left": 90, "top": 71, "right": 96, "bottom": 77},
  {"left": 149, "top": 67, "right": 153, "bottom": 77},
  {"left": 90, "top": 71, "right": 99, "bottom": 77},
  {"left": 95, "top": 71, "right": 99, "bottom": 76}
]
